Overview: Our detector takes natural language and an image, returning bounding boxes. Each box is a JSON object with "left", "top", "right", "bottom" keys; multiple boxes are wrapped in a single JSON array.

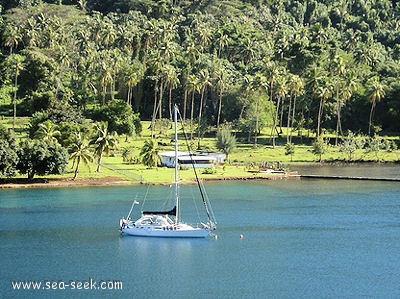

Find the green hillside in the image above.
[{"left": 1, "top": 0, "right": 400, "bottom": 182}]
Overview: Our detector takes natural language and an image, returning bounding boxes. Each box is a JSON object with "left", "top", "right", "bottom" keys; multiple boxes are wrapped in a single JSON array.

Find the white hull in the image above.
[
  {"left": 118, "top": 105, "right": 216, "bottom": 239},
  {"left": 121, "top": 226, "right": 211, "bottom": 238}
]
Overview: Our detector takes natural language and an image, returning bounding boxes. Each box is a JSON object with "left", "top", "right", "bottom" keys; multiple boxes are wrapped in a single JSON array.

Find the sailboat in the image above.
[{"left": 119, "top": 105, "right": 217, "bottom": 238}]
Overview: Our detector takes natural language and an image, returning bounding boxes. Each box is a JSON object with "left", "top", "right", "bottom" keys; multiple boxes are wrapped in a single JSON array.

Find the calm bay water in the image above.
[
  {"left": 295, "top": 162, "right": 400, "bottom": 179},
  {"left": 1, "top": 177, "right": 400, "bottom": 298}
]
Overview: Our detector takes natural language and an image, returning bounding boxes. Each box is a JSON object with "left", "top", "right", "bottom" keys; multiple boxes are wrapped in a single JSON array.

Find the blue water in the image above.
[{"left": 1, "top": 179, "right": 400, "bottom": 298}]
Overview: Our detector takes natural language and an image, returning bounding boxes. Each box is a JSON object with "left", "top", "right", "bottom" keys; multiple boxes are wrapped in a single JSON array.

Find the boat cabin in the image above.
[{"left": 160, "top": 151, "right": 225, "bottom": 168}]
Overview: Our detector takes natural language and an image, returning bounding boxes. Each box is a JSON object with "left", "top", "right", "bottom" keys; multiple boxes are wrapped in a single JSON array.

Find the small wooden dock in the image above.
[{"left": 300, "top": 174, "right": 400, "bottom": 182}]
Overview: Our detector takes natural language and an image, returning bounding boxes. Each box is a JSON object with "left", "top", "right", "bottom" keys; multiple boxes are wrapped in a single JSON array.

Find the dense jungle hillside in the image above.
[{"left": 1, "top": 0, "right": 400, "bottom": 139}]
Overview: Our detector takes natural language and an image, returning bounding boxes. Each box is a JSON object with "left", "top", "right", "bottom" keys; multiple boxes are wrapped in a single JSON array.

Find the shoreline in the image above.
[
  {"left": 0, "top": 177, "right": 136, "bottom": 189},
  {"left": 2, "top": 160, "right": 400, "bottom": 189},
  {"left": 0, "top": 172, "right": 301, "bottom": 189}
]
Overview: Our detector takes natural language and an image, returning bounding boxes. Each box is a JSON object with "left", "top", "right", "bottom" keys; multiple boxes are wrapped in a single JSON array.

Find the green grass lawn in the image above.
[{"left": 1, "top": 116, "right": 400, "bottom": 184}]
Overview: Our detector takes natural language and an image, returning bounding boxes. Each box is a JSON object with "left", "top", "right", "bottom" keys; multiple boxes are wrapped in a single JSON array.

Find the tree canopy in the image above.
[
  {"left": 1, "top": 0, "right": 400, "bottom": 142},
  {"left": 17, "top": 138, "right": 69, "bottom": 180},
  {"left": 0, "top": 125, "right": 19, "bottom": 177}
]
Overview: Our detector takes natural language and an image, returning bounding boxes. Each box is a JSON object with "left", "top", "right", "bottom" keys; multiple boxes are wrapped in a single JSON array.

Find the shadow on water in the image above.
[{"left": 295, "top": 162, "right": 400, "bottom": 179}]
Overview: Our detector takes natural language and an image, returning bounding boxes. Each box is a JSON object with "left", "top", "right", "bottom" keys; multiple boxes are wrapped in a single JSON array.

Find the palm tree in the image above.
[
  {"left": 163, "top": 64, "right": 180, "bottom": 121},
  {"left": 197, "top": 68, "right": 212, "bottom": 148},
  {"left": 3, "top": 24, "right": 21, "bottom": 54},
  {"left": 181, "top": 65, "right": 191, "bottom": 122},
  {"left": 331, "top": 54, "right": 352, "bottom": 145},
  {"left": 100, "top": 17, "right": 117, "bottom": 49},
  {"left": 273, "top": 74, "right": 289, "bottom": 146},
  {"left": 109, "top": 49, "right": 124, "bottom": 102},
  {"left": 25, "top": 17, "right": 40, "bottom": 47},
  {"left": 306, "top": 65, "right": 325, "bottom": 94},
  {"left": 92, "top": 122, "right": 118, "bottom": 172},
  {"left": 140, "top": 139, "right": 161, "bottom": 168},
  {"left": 245, "top": 72, "right": 269, "bottom": 147},
  {"left": 187, "top": 74, "right": 201, "bottom": 140},
  {"left": 148, "top": 50, "right": 163, "bottom": 137},
  {"left": 99, "top": 52, "right": 114, "bottom": 105},
  {"left": 123, "top": 59, "right": 145, "bottom": 105},
  {"left": 215, "top": 68, "right": 228, "bottom": 129},
  {"left": 216, "top": 31, "right": 229, "bottom": 58},
  {"left": 306, "top": 65, "right": 328, "bottom": 138},
  {"left": 316, "top": 79, "right": 332, "bottom": 138},
  {"left": 70, "top": 132, "right": 93, "bottom": 180},
  {"left": 264, "top": 60, "right": 282, "bottom": 147},
  {"left": 192, "top": 14, "right": 213, "bottom": 53},
  {"left": 6, "top": 54, "right": 25, "bottom": 130},
  {"left": 287, "top": 74, "right": 304, "bottom": 143},
  {"left": 213, "top": 58, "right": 232, "bottom": 129},
  {"left": 34, "top": 120, "right": 61, "bottom": 144},
  {"left": 366, "top": 76, "right": 385, "bottom": 136},
  {"left": 157, "top": 64, "right": 172, "bottom": 120}
]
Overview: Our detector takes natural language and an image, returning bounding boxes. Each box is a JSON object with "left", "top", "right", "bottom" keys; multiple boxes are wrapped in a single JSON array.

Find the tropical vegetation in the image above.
[{"left": 1, "top": 0, "right": 400, "bottom": 181}]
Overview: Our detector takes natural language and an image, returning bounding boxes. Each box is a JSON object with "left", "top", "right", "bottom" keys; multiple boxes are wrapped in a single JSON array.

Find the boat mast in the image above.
[{"left": 174, "top": 104, "right": 179, "bottom": 224}]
